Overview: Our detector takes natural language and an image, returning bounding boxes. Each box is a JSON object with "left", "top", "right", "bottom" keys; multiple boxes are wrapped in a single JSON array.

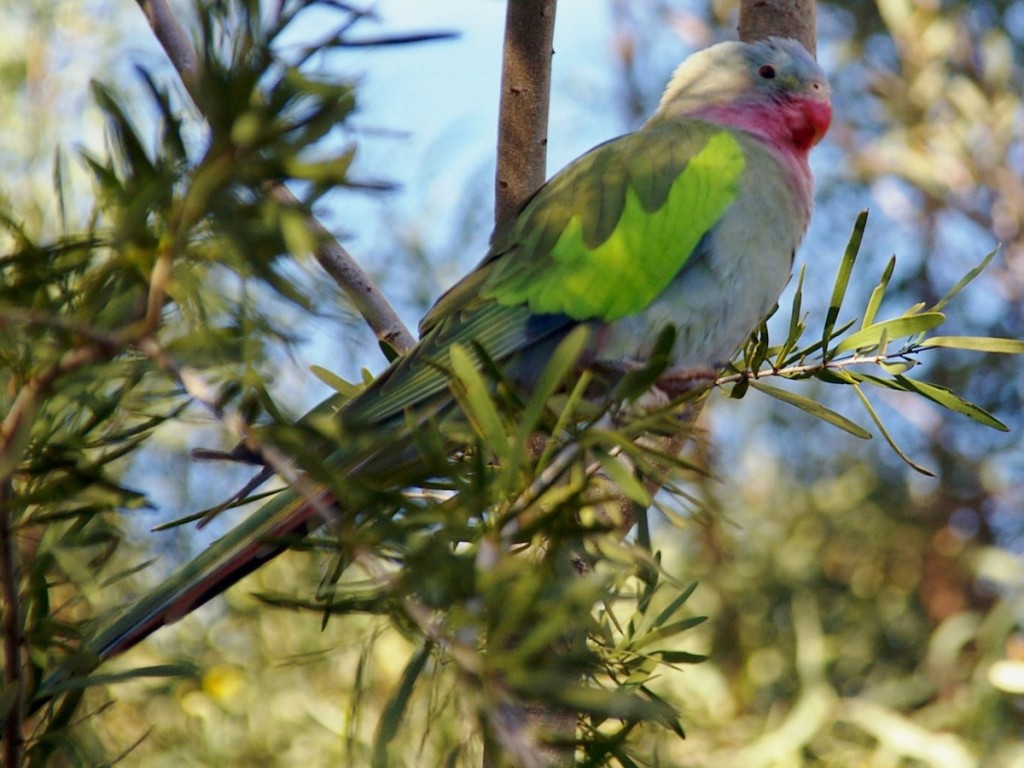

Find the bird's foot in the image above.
[{"left": 655, "top": 364, "right": 723, "bottom": 399}]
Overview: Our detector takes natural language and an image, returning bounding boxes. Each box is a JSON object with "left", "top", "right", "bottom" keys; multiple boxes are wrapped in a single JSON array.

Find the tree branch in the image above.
[
  {"left": 0, "top": 481, "right": 24, "bottom": 767},
  {"left": 738, "top": 0, "right": 818, "bottom": 54},
  {"left": 134, "top": 0, "right": 415, "bottom": 353},
  {"left": 488, "top": 5, "right": 566, "bottom": 766},
  {"left": 494, "top": 0, "right": 558, "bottom": 225}
]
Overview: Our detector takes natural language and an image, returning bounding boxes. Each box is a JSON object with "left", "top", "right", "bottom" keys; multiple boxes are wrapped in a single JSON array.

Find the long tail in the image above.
[{"left": 33, "top": 482, "right": 329, "bottom": 707}]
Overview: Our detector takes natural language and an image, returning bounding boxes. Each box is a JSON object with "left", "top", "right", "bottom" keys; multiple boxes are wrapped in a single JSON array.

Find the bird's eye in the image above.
[{"left": 758, "top": 64, "right": 776, "bottom": 79}]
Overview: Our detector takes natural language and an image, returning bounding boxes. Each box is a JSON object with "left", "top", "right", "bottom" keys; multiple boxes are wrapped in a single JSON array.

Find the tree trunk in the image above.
[{"left": 738, "top": 0, "right": 817, "bottom": 54}]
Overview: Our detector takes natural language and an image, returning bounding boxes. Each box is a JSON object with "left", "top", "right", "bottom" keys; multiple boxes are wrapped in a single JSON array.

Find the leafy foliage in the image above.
[
  {"left": 722, "top": 212, "right": 1019, "bottom": 477},
  {"left": 0, "top": 2, "right": 442, "bottom": 764}
]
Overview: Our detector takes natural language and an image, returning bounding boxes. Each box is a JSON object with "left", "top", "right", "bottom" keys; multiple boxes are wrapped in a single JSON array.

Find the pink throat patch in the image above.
[{"left": 694, "top": 97, "right": 832, "bottom": 157}]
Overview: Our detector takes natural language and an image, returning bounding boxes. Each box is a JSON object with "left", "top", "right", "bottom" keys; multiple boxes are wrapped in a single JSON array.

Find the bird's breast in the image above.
[{"left": 598, "top": 138, "right": 810, "bottom": 378}]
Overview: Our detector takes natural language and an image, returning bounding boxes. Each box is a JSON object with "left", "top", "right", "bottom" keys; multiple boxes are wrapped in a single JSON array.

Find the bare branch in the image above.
[
  {"left": 262, "top": 183, "right": 414, "bottom": 352},
  {"left": 134, "top": 0, "right": 415, "bottom": 353},
  {"left": 738, "top": 0, "right": 818, "bottom": 55},
  {"left": 494, "top": 0, "right": 558, "bottom": 225},
  {"left": 136, "top": 0, "right": 199, "bottom": 92}
]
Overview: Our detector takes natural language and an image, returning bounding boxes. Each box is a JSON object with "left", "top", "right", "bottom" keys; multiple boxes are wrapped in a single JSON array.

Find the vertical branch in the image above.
[
  {"left": 494, "top": 0, "right": 558, "bottom": 225},
  {"left": 489, "top": 6, "right": 564, "bottom": 766},
  {"left": 0, "top": 481, "right": 25, "bottom": 766},
  {"left": 738, "top": 0, "right": 818, "bottom": 54},
  {"left": 137, "top": 0, "right": 199, "bottom": 92}
]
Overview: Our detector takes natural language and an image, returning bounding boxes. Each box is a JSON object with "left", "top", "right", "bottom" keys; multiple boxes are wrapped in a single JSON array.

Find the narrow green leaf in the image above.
[
  {"left": 879, "top": 360, "right": 916, "bottom": 376},
  {"left": 787, "top": 265, "right": 806, "bottom": 344},
  {"left": 901, "top": 301, "right": 926, "bottom": 317},
  {"left": 836, "top": 370, "right": 900, "bottom": 391},
  {"left": 548, "top": 685, "right": 678, "bottom": 727},
  {"left": 309, "top": 365, "right": 362, "bottom": 398},
  {"left": 54, "top": 148, "right": 69, "bottom": 235},
  {"left": 776, "top": 265, "right": 806, "bottom": 366},
  {"left": 634, "top": 616, "right": 708, "bottom": 649},
  {"left": 844, "top": 378, "right": 934, "bottom": 476},
  {"left": 448, "top": 344, "right": 509, "bottom": 460},
  {"left": 822, "top": 211, "right": 869, "bottom": 351},
  {"left": 636, "top": 685, "right": 687, "bottom": 736},
  {"left": 517, "top": 324, "right": 589, "bottom": 447},
  {"left": 281, "top": 146, "right": 355, "bottom": 183},
  {"left": 596, "top": 451, "right": 651, "bottom": 506},
  {"left": 743, "top": 321, "right": 770, "bottom": 374},
  {"left": 750, "top": 381, "right": 872, "bottom": 439},
  {"left": 654, "top": 650, "right": 707, "bottom": 664},
  {"left": 894, "top": 376, "right": 1008, "bottom": 431},
  {"left": 373, "top": 643, "right": 432, "bottom": 768},
  {"left": 930, "top": 247, "right": 998, "bottom": 312},
  {"left": 876, "top": 327, "right": 891, "bottom": 356},
  {"left": 279, "top": 206, "right": 318, "bottom": 259},
  {"left": 862, "top": 255, "right": 896, "bottom": 328},
  {"left": 39, "top": 665, "right": 199, "bottom": 697},
  {"left": 834, "top": 312, "right": 945, "bottom": 354},
  {"left": 537, "top": 370, "right": 593, "bottom": 470},
  {"left": 729, "top": 376, "right": 749, "bottom": 400},
  {"left": 920, "top": 336, "right": 1024, "bottom": 355},
  {"left": 650, "top": 581, "right": 699, "bottom": 631}
]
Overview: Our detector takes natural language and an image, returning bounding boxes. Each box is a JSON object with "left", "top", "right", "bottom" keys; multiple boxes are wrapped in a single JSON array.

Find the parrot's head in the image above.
[{"left": 654, "top": 37, "right": 832, "bottom": 154}]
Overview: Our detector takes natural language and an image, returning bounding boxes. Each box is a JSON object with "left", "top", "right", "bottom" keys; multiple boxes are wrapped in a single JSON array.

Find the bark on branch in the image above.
[
  {"left": 738, "top": 0, "right": 818, "bottom": 54},
  {"left": 494, "top": 0, "right": 557, "bottom": 225}
]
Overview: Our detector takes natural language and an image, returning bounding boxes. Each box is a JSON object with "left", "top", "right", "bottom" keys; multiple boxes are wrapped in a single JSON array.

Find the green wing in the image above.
[
  {"left": 346, "top": 121, "right": 746, "bottom": 427},
  {"left": 482, "top": 122, "right": 745, "bottom": 321},
  {"left": 345, "top": 301, "right": 559, "bottom": 427}
]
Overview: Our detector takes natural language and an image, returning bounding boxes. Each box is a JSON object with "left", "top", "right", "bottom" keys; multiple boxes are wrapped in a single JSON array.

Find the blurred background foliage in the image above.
[{"left": 1, "top": 0, "right": 1023, "bottom": 766}]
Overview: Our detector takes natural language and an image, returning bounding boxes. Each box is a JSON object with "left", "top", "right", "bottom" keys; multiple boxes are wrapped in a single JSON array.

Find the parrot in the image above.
[{"left": 36, "top": 36, "right": 830, "bottom": 701}]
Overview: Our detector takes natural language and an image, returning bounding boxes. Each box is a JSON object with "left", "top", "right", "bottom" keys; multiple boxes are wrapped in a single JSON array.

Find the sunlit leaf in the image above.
[
  {"left": 751, "top": 381, "right": 872, "bottom": 438},
  {"left": 920, "top": 336, "right": 1024, "bottom": 355},
  {"left": 929, "top": 248, "right": 998, "bottom": 312},
  {"left": 834, "top": 313, "right": 945, "bottom": 353},
  {"left": 894, "top": 375, "right": 1008, "bottom": 431},
  {"left": 840, "top": 376, "right": 934, "bottom": 476},
  {"left": 309, "top": 365, "right": 362, "bottom": 398},
  {"left": 448, "top": 344, "right": 510, "bottom": 462},
  {"left": 822, "top": 211, "right": 868, "bottom": 351},
  {"left": 517, "top": 324, "right": 590, "bottom": 448},
  {"left": 862, "top": 255, "right": 896, "bottom": 328}
]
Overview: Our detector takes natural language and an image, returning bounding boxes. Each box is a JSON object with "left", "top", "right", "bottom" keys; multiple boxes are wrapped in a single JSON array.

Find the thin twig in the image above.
[
  {"left": 714, "top": 350, "right": 910, "bottom": 387},
  {"left": 135, "top": 0, "right": 415, "bottom": 353},
  {"left": 136, "top": 0, "right": 199, "bottom": 91},
  {"left": 0, "top": 480, "right": 25, "bottom": 766},
  {"left": 494, "top": 0, "right": 558, "bottom": 225},
  {"left": 0, "top": 344, "right": 112, "bottom": 478},
  {"left": 136, "top": 339, "right": 339, "bottom": 530}
]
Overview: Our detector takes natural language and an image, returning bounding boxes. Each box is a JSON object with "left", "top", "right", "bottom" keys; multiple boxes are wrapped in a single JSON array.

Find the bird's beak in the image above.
[{"left": 803, "top": 98, "right": 832, "bottom": 147}]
